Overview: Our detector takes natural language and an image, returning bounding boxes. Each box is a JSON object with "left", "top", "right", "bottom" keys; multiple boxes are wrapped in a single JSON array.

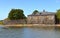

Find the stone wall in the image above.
[
  {"left": 3, "top": 19, "right": 27, "bottom": 25},
  {"left": 27, "top": 15, "right": 55, "bottom": 24}
]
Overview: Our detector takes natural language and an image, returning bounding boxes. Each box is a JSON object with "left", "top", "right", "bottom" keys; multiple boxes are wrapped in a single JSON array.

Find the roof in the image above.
[{"left": 28, "top": 11, "right": 56, "bottom": 16}]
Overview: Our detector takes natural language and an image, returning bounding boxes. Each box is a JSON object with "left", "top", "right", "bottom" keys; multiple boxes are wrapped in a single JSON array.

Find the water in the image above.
[{"left": 0, "top": 26, "right": 60, "bottom": 38}]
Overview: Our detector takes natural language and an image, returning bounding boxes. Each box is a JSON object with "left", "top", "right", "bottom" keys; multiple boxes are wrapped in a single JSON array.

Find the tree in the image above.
[
  {"left": 8, "top": 9, "right": 26, "bottom": 20},
  {"left": 56, "top": 9, "right": 60, "bottom": 19},
  {"left": 56, "top": 9, "right": 60, "bottom": 24},
  {"left": 33, "top": 10, "right": 39, "bottom": 14}
]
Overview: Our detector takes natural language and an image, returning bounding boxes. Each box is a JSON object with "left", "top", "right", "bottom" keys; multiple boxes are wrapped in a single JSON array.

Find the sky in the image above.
[{"left": 0, "top": 0, "right": 60, "bottom": 20}]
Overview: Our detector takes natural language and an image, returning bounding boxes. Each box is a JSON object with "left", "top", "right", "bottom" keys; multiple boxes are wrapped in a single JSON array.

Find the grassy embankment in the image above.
[{"left": 0, "top": 20, "right": 4, "bottom": 25}]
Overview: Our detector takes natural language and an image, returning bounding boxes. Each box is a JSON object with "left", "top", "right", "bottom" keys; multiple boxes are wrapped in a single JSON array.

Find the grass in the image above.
[{"left": 0, "top": 21, "right": 3, "bottom": 25}]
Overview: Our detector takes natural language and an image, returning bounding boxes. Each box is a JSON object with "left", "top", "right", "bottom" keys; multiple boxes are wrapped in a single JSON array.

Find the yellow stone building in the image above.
[{"left": 27, "top": 10, "right": 55, "bottom": 24}]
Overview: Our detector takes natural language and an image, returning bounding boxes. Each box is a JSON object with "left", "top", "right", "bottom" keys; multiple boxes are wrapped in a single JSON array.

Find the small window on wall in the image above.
[
  {"left": 51, "top": 16, "right": 54, "bottom": 19},
  {"left": 48, "top": 17, "right": 50, "bottom": 19},
  {"left": 48, "top": 16, "right": 53, "bottom": 20},
  {"left": 45, "top": 16, "right": 48, "bottom": 19},
  {"left": 28, "top": 16, "right": 31, "bottom": 19},
  {"left": 29, "top": 17, "right": 31, "bottom": 19}
]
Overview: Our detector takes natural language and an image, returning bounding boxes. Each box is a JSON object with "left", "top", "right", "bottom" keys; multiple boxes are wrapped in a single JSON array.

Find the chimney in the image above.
[{"left": 43, "top": 9, "right": 45, "bottom": 12}]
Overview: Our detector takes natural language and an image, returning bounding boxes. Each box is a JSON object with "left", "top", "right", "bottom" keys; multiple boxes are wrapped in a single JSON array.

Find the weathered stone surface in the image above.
[{"left": 27, "top": 10, "right": 55, "bottom": 24}]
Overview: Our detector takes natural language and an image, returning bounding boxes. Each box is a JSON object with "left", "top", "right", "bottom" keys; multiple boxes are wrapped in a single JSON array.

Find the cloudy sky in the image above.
[{"left": 0, "top": 0, "right": 60, "bottom": 20}]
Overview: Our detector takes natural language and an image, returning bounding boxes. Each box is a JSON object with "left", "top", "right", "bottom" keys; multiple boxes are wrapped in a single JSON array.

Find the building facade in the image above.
[{"left": 27, "top": 10, "right": 55, "bottom": 24}]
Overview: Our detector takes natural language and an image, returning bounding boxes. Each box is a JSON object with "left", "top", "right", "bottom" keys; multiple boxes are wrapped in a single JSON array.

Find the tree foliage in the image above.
[
  {"left": 33, "top": 10, "right": 39, "bottom": 14},
  {"left": 8, "top": 9, "right": 26, "bottom": 20},
  {"left": 56, "top": 9, "right": 60, "bottom": 19}
]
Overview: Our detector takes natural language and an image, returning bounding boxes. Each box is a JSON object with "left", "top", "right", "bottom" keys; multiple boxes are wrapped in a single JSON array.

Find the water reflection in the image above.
[
  {"left": 0, "top": 28, "right": 24, "bottom": 38},
  {"left": 0, "top": 26, "right": 59, "bottom": 38}
]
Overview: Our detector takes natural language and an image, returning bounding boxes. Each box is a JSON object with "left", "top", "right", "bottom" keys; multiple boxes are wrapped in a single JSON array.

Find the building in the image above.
[{"left": 27, "top": 10, "right": 55, "bottom": 24}]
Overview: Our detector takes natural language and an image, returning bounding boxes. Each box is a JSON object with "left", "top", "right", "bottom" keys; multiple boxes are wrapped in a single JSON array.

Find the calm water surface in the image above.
[{"left": 0, "top": 26, "right": 60, "bottom": 38}]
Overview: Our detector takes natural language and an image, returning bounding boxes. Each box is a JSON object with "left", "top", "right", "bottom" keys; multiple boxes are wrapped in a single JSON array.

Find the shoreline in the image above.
[{"left": 0, "top": 24, "right": 60, "bottom": 28}]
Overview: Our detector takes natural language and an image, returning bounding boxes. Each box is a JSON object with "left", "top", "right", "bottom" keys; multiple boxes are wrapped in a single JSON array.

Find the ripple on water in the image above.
[{"left": 0, "top": 26, "right": 59, "bottom": 38}]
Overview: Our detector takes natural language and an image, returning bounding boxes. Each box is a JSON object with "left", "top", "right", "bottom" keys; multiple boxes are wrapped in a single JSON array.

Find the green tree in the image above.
[
  {"left": 8, "top": 9, "right": 26, "bottom": 20},
  {"left": 33, "top": 10, "right": 39, "bottom": 14},
  {"left": 56, "top": 9, "right": 60, "bottom": 19}
]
